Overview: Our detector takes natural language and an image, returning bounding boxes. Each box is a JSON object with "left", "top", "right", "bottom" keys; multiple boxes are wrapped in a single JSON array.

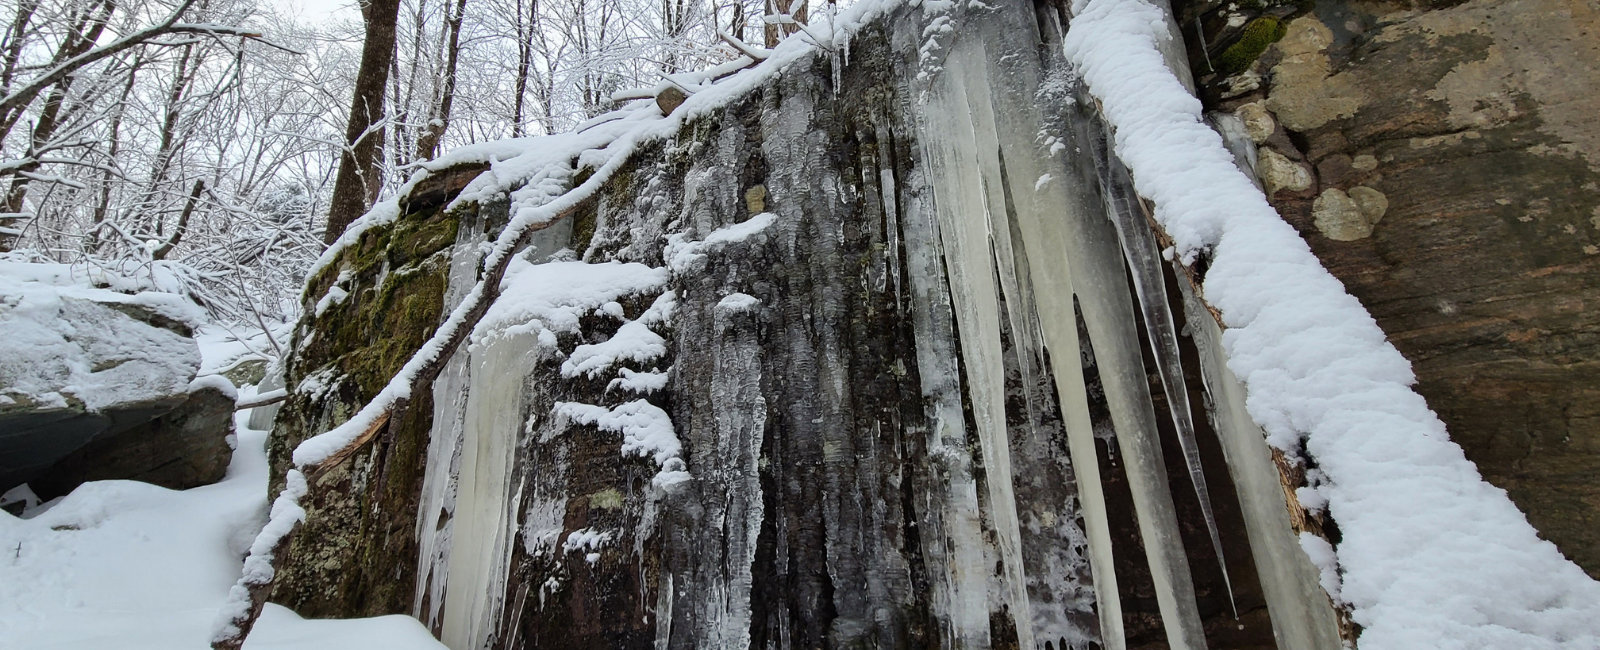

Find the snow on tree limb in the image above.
[
  {"left": 210, "top": 125, "right": 644, "bottom": 650},
  {"left": 0, "top": 0, "right": 262, "bottom": 120}
]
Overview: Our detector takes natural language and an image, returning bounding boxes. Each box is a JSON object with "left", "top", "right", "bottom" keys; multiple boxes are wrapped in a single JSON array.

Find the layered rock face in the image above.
[
  {"left": 1182, "top": 0, "right": 1600, "bottom": 577},
  {"left": 265, "top": 0, "right": 1600, "bottom": 647}
]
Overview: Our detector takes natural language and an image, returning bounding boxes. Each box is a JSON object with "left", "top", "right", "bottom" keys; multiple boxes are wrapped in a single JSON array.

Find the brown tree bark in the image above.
[
  {"left": 762, "top": 0, "right": 807, "bottom": 48},
  {"left": 323, "top": 0, "right": 403, "bottom": 245},
  {"left": 413, "top": 0, "right": 467, "bottom": 161}
]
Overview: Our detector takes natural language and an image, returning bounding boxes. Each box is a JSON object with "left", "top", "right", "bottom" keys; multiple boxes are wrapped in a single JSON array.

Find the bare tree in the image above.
[
  {"left": 412, "top": 0, "right": 466, "bottom": 160},
  {"left": 324, "top": 0, "right": 403, "bottom": 244}
]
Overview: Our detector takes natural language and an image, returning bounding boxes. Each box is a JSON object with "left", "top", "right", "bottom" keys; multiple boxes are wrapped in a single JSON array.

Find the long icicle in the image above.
[{"left": 1094, "top": 120, "right": 1237, "bottom": 616}]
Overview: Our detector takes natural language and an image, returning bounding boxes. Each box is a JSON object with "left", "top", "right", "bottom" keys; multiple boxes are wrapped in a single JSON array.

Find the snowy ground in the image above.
[{"left": 0, "top": 410, "right": 446, "bottom": 650}]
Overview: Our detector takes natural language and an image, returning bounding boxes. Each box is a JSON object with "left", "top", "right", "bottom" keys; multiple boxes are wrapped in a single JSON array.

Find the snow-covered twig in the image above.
[
  {"left": 0, "top": 1, "right": 262, "bottom": 119},
  {"left": 235, "top": 388, "right": 287, "bottom": 411},
  {"left": 717, "top": 28, "right": 771, "bottom": 60}
]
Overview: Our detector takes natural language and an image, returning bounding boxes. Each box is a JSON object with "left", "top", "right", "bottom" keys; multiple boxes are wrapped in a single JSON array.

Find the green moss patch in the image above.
[{"left": 1214, "top": 16, "right": 1288, "bottom": 75}]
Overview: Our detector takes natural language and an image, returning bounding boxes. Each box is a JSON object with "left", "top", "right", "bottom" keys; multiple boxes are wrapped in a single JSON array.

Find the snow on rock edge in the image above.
[{"left": 1062, "top": 0, "right": 1600, "bottom": 647}]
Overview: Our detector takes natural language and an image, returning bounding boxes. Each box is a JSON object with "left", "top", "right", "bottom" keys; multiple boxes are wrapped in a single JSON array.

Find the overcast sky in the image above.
[{"left": 270, "top": 0, "right": 359, "bottom": 23}]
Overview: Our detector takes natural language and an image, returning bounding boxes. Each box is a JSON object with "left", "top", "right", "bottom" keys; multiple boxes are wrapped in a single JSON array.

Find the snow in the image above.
[
  {"left": 211, "top": 468, "right": 308, "bottom": 644},
  {"left": 189, "top": 373, "right": 239, "bottom": 400},
  {"left": 246, "top": 606, "right": 443, "bottom": 650},
  {"left": 663, "top": 211, "right": 777, "bottom": 272},
  {"left": 716, "top": 292, "right": 760, "bottom": 312},
  {"left": 194, "top": 325, "right": 289, "bottom": 380},
  {"left": 312, "top": 285, "right": 347, "bottom": 317},
  {"left": 0, "top": 259, "right": 206, "bottom": 412},
  {"left": 1062, "top": 0, "right": 1600, "bottom": 646},
  {"left": 562, "top": 528, "right": 612, "bottom": 553},
  {"left": 554, "top": 400, "right": 687, "bottom": 488},
  {"left": 1299, "top": 532, "right": 1342, "bottom": 602},
  {"left": 475, "top": 257, "right": 671, "bottom": 348},
  {"left": 0, "top": 412, "right": 445, "bottom": 650},
  {"left": 561, "top": 320, "right": 668, "bottom": 378},
  {"left": 608, "top": 368, "right": 670, "bottom": 394}
]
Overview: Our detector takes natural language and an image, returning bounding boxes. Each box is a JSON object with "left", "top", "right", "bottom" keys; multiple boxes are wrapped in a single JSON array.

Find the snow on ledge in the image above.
[
  {"left": 554, "top": 400, "right": 687, "bottom": 489},
  {"left": 1062, "top": 0, "right": 1600, "bottom": 647}
]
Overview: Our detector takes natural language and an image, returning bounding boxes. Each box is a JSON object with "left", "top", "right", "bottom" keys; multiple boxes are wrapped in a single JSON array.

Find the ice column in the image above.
[
  {"left": 414, "top": 211, "right": 489, "bottom": 632},
  {"left": 438, "top": 328, "right": 534, "bottom": 650},
  {"left": 1094, "top": 125, "right": 1236, "bottom": 613},
  {"left": 900, "top": 156, "right": 995, "bottom": 648},
  {"left": 916, "top": 38, "right": 1040, "bottom": 650}
]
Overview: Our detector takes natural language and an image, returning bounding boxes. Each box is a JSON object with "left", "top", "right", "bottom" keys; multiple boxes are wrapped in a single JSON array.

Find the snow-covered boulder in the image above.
[{"left": 0, "top": 260, "right": 233, "bottom": 500}]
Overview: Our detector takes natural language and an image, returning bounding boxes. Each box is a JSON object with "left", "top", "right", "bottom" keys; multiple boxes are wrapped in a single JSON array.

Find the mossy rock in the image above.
[
  {"left": 267, "top": 204, "right": 461, "bottom": 616},
  {"left": 222, "top": 359, "right": 268, "bottom": 386},
  {"left": 1213, "top": 16, "right": 1288, "bottom": 75}
]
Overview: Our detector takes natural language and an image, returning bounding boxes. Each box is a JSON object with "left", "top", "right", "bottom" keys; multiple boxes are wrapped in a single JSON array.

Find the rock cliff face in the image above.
[
  {"left": 264, "top": 0, "right": 1598, "bottom": 647},
  {"left": 1181, "top": 0, "right": 1600, "bottom": 577}
]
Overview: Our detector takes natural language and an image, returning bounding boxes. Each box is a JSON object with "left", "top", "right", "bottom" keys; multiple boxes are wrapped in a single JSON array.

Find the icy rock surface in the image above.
[{"left": 259, "top": 0, "right": 1599, "bottom": 648}]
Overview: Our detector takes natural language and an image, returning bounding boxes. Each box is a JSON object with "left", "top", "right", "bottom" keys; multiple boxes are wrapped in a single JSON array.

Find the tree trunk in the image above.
[
  {"left": 510, "top": 0, "right": 534, "bottom": 138},
  {"left": 324, "top": 0, "right": 403, "bottom": 245},
  {"left": 762, "top": 0, "right": 807, "bottom": 48},
  {"left": 1, "top": 0, "right": 114, "bottom": 215},
  {"left": 151, "top": 179, "right": 203, "bottom": 260},
  {"left": 0, "top": 0, "right": 40, "bottom": 97},
  {"left": 413, "top": 0, "right": 467, "bottom": 161}
]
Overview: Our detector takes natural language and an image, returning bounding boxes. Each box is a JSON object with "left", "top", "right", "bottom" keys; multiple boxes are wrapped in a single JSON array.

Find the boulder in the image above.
[
  {"left": 26, "top": 384, "right": 236, "bottom": 500},
  {"left": 0, "top": 263, "right": 233, "bottom": 499}
]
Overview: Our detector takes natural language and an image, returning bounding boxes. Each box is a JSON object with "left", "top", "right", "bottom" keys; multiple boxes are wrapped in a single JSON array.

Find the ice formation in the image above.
[
  {"left": 1063, "top": 0, "right": 1600, "bottom": 646},
  {"left": 212, "top": 1, "right": 1600, "bottom": 648}
]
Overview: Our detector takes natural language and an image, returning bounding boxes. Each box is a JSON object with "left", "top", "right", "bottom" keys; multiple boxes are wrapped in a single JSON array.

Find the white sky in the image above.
[{"left": 270, "top": 0, "right": 360, "bottom": 23}]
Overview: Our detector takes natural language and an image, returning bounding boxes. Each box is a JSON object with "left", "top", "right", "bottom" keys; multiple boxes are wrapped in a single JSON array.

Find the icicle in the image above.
[
  {"left": 438, "top": 327, "right": 531, "bottom": 650},
  {"left": 826, "top": 3, "right": 843, "bottom": 95},
  {"left": 1174, "top": 271, "right": 1345, "bottom": 650},
  {"left": 877, "top": 123, "right": 903, "bottom": 304},
  {"left": 899, "top": 161, "right": 993, "bottom": 648},
  {"left": 413, "top": 214, "right": 490, "bottom": 630},
  {"left": 1094, "top": 120, "right": 1237, "bottom": 617},
  {"left": 915, "top": 50, "right": 1037, "bottom": 649}
]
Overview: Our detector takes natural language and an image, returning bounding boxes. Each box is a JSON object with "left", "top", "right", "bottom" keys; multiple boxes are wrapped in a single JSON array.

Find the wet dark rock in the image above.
[
  {"left": 656, "top": 86, "right": 688, "bottom": 115},
  {"left": 403, "top": 162, "right": 490, "bottom": 214},
  {"left": 25, "top": 385, "right": 236, "bottom": 501}
]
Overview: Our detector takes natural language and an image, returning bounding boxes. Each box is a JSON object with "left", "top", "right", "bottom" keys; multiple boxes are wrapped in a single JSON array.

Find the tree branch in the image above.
[{"left": 0, "top": 2, "right": 266, "bottom": 119}]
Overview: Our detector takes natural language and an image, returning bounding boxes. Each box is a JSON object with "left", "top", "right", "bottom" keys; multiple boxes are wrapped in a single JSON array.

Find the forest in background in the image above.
[{"left": 0, "top": 0, "right": 816, "bottom": 336}]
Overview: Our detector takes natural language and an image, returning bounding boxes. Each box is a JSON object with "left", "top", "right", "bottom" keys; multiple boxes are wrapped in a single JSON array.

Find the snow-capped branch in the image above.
[
  {"left": 717, "top": 28, "right": 771, "bottom": 60},
  {"left": 0, "top": 1, "right": 262, "bottom": 120}
]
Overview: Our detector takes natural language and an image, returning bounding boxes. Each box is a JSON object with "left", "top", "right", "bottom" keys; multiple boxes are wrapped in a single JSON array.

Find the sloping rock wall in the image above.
[
  {"left": 1181, "top": 0, "right": 1600, "bottom": 576},
  {"left": 268, "top": 2, "right": 1346, "bottom": 647}
]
